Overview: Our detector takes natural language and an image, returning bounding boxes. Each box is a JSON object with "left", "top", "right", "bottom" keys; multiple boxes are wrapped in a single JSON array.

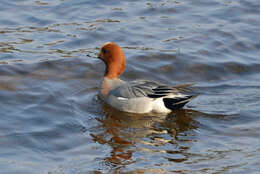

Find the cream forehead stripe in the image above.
[{"left": 103, "top": 42, "right": 113, "bottom": 47}]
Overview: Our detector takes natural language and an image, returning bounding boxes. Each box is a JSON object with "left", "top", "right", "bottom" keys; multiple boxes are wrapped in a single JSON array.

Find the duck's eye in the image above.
[{"left": 102, "top": 48, "right": 107, "bottom": 54}]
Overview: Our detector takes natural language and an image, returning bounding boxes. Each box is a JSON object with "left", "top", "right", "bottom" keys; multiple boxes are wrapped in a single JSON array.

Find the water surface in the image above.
[{"left": 0, "top": 0, "right": 260, "bottom": 173}]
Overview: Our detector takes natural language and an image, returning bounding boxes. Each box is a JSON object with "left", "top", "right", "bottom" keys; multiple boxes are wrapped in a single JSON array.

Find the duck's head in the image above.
[{"left": 98, "top": 42, "right": 126, "bottom": 79}]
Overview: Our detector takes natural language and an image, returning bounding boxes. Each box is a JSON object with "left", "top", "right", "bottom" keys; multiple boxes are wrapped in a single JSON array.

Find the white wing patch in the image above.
[{"left": 117, "top": 97, "right": 128, "bottom": 100}]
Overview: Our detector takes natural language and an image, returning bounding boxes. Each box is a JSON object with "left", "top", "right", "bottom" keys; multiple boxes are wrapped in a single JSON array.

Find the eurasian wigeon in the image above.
[{"left": 97, "top": 42, "right": 196, "bottom": 114}]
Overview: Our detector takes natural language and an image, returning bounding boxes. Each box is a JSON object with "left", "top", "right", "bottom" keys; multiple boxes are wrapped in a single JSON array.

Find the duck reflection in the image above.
[{"left": 90, "top": 103, "right": 201, "bottom": 171}]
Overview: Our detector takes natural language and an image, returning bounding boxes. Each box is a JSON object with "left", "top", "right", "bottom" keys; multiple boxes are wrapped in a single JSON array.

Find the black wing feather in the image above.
[{"left": 163, "top": 95, "right": 194, "bottom": 110}]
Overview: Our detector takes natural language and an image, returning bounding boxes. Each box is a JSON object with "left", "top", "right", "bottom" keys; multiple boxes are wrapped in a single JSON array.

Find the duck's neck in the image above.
[
  {"left": 104, "top": 66, "right": 120, "bottom": 79},
  {"left": 104, "top": 60, "right": 125, "bottom": 79}
]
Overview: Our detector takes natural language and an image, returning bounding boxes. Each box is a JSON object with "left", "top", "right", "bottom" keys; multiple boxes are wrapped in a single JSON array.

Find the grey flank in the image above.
[{"left": 109, "top": 79, "right": 195, "bottom": 99}]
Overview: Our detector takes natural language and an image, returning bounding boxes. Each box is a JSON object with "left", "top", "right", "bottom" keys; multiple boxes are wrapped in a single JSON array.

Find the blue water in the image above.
[{"left": 1, "top": 0, "right": 260, "bottom": 173}]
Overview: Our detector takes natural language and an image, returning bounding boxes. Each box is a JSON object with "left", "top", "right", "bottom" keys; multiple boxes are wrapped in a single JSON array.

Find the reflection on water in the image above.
[{"left": 91, "top": 105, "right": 200, "bottom": 173}]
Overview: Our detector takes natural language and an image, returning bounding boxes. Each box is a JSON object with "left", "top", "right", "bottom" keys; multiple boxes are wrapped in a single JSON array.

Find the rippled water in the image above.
[{"left": 1, "top": 0, "right": 260, "bottom": 173}]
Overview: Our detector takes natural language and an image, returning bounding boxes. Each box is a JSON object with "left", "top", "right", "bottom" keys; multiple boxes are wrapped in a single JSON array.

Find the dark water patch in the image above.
[{"left": 125, "top": 52, "right": 260, "bottom": 83}]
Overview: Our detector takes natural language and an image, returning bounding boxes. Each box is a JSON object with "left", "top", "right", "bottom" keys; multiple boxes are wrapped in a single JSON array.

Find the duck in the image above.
[{"left": 97, "top": 42, "right": 196, "bottom": 114}]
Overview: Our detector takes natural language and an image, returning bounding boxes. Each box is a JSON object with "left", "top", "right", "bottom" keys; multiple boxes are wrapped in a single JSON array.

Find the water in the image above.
[{"left": 0, "top": 0, "right": 260, "bottom": 173}]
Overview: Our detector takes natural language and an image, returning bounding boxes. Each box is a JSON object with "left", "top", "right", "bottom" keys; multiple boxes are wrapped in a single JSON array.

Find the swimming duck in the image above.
[{"left": 97, "top": 42, "right": 195, "bottom": 114}]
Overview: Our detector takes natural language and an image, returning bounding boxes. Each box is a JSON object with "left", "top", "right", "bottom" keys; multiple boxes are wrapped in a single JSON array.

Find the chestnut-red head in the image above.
[{"left": 98, "top": 42, "right": 126, "bottom": 79}]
